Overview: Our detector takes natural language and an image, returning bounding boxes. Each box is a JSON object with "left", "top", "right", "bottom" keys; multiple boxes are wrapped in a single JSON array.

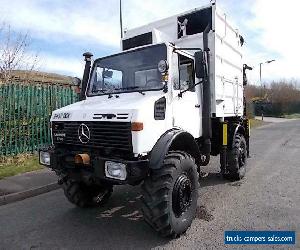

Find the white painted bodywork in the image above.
[
  {"left": 51, "top": 91, "right": 172, "bottom": 155},
  {"left": 51, "top": 3, "right": 245, "bottom": 156}
]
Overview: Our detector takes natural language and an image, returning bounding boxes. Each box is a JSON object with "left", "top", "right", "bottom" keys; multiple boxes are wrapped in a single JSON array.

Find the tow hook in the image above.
[{"left": 93, "top": 190, "right": 109, "bottom": 203}]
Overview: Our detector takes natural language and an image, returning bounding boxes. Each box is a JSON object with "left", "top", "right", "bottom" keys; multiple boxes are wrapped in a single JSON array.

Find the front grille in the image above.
[{"left": 52, "top": 121, "right": 132, "bottom": 153}]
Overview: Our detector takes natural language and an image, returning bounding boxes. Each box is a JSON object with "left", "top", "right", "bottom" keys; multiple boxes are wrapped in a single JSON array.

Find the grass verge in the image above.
[
  {"left": 0, "top": 154, "right": 43, "bottom": 180},
  {"left": 281, "top": 113, "right": 300, "bottom": 119}
]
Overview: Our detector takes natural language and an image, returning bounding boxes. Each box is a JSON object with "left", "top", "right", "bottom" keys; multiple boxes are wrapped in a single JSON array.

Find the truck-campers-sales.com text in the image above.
[{"left": 225, "top": 235, "right": 294, "bottom": 244}]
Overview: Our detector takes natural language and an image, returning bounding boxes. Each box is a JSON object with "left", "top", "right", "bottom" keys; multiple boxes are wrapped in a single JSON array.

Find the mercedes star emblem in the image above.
[{"left": 78, "top": 123, "right": 90, "bottom": 144}]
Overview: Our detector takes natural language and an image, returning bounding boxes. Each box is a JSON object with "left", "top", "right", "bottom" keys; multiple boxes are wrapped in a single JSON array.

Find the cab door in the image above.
[{"left": 172, "top": 52, "right": 201, "bottom": 138}]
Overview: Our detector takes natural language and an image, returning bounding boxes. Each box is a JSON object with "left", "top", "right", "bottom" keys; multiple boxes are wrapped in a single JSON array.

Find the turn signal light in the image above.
[
  {"left": 131, "top": 122, "right": 143, "bottom": 131},
  {"left": 162, "top": 74, "right": 168, "bottom": 82}
]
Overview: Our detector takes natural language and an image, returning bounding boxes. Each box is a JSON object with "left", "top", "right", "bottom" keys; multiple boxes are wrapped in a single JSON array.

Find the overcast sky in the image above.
[{"left": 1, "top": 0, "right": 299, "bottom": 85}]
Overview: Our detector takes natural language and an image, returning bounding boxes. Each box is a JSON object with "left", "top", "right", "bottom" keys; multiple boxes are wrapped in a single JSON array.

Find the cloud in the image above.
[
  {"left": 245, "top": 0, "right": 300, "bottom": 84},
  {"left": 0, "top": 0, "right": 214, "bottom": 47},
  {"left": 38, "top": 53, "right": 84, "bottom": 77},
  {"left": 0, "top": 0, "right": 121, "bottom": 47},
  {"left": 2, "top": 0, "right": 297, "bottom": 83},
  {"left": 0, "top": 0, "right": 212, "bottom": 76}
]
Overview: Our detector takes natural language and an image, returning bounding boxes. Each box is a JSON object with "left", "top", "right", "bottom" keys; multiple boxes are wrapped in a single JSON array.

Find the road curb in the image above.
[{"left": 0, "top": 182, "right": 60, "bottom": 206}]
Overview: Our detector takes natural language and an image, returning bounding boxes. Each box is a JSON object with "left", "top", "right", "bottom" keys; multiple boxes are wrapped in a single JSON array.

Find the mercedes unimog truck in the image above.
[{"left": 40, "top": 2, "right": 251, "bottom": 237}]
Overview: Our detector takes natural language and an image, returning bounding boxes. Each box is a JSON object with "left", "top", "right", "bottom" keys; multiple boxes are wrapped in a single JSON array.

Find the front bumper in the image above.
[{"left": 39, "top": 147, "right": 149, "bottom": 185}]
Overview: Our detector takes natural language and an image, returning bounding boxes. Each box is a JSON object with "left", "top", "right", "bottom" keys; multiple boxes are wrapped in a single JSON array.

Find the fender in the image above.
[{"left": 149, "top": 129, "right": 201, "bottom": 169}]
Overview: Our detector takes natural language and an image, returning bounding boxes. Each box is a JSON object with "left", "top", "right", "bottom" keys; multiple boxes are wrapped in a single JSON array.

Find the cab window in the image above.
[{"left": 174, "top": 55, "right": 195, "bottom": 91}]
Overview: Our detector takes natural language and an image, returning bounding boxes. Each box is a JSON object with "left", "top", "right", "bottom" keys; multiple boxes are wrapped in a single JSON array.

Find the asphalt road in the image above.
[{"left": 0, "top": 120, "right": 299, "bottom": 249}]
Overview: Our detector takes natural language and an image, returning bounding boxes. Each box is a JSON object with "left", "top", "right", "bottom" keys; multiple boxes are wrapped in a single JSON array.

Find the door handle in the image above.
[{"left": 195, "top": 104, "right": 200, "bottom": 108}]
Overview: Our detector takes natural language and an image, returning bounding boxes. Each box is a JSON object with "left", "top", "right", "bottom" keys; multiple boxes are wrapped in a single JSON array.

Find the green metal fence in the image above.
[{"left": 0, "top": 83, "right": 78, "bottom": 156}]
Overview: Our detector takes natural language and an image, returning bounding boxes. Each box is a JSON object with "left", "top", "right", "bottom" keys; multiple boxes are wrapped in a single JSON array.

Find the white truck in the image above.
[{"left": 40, "top": 2, "right": 250, "bottom": 237}]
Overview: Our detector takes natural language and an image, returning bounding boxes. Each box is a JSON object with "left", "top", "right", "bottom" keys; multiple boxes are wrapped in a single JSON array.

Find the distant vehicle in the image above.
[{"left": 40, "top": 2, "right": 250, "bottom": 237}]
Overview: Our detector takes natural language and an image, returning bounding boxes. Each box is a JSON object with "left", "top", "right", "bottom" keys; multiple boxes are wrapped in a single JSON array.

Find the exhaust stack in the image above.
[{"left": 80, "top": 52, "right": 93, "bottom": 101}]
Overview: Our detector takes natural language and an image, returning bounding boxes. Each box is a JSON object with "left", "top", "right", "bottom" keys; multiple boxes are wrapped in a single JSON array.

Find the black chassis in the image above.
[{"left": 42, "top": 146, "right": 149, "bottom": 186}]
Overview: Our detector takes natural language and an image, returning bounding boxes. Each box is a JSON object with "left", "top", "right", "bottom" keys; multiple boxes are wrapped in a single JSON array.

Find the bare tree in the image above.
[{"left": 0, "top": 23, "right": 39, "bottom": 83}]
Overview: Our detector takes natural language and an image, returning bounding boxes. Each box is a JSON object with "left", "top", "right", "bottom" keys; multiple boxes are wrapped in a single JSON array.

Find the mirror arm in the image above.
[{"left": 178, "top": 80, "right": 204, "bottom": 98}]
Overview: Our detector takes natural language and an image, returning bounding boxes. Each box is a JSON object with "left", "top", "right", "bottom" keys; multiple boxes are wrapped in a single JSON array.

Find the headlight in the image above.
[
  {"left": 39, "top": 151, "right": 51, "bottom": 166},
  {"left": 158, "top": 60, "right": 168, "bottom": 73},
  {"left": 105, "top": 161, "right": 127, "bottom": 180}
]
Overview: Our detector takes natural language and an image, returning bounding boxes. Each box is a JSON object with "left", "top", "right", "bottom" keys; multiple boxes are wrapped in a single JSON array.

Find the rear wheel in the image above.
[
  {"left": 141, "top": 151, "right": 199, "bottom": 237},
  {"left": 223, "top": 133, "right": 247, "bottom": 180},
  {"left": 62, "top": 180, "right": 113, "bottom": 208}
]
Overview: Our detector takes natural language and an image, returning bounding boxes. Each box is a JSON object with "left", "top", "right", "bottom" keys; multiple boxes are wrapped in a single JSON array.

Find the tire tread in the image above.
[{"left": 141, "top": 150, "right": 199, "bottom": 237}]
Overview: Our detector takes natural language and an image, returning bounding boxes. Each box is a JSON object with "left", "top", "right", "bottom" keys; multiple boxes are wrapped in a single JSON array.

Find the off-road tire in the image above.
[
  {"left": 141, "top": 151, "right": 199, "bottom": 238},
  {"left": 223, "top": 133, "right": 247, "bottom": 181},
  {"left": 63, "top": 180, "right": 113, "bottom": 208}
]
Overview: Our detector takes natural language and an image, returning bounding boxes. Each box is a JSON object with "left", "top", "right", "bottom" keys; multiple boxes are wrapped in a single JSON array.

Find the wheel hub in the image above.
[{"left": 172, "top": 174, "right": 192, "bottom": 217}]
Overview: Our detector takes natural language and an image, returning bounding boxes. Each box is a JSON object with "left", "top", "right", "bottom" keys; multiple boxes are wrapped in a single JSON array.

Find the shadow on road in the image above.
[
  {"left": 51, "top": 186, "right": 170, "bottom": 248},
  {"left": 50, "top": 171, "right": 229, "bottom": 248},
  {"left": 200, "top": 172, "right": 228, "bottom": 187},
  {"left": 38, "top": 169, "right": 240, "bottom": 248},
  {"left": 0, "top": 166, "right": 245, "bottom": 248}
]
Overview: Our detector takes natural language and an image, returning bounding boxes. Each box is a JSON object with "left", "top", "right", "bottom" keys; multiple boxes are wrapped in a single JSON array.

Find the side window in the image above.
[{"left": 174, "top": 55, "right": 195, "bottom": 91}]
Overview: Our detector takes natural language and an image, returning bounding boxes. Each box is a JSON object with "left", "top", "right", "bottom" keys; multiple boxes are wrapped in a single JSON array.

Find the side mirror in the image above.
[
  {"left": 194, "top": 51, "right": 206, "bottom": 79},
  {"left": 72, "top": 77, "right": 81, "bottom": 94},
  {"left": 73, "top": 77, "right": 81, "bottom": 86},
  {"left": 103, "top": 70, "right": 113, "bottom": 78}
]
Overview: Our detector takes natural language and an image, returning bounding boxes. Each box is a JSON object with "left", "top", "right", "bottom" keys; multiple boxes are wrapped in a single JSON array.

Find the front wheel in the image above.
[
  {"left": 141, "top": 151, "right": 199, "bottom": 238},
  {"left": 223, "top": 133, "right": 247, "bottom": 180}
]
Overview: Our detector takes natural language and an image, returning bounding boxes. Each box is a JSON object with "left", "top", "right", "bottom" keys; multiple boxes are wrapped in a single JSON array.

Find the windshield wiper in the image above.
[
  {"left": 115, "top": 86, "right": 145, "bottom": 95},
  {"left": 115, "top": 86, "right": 139, "bottom": 90},
  {"left": 92, "top": 89, "right": 106, "bottom": 94}
]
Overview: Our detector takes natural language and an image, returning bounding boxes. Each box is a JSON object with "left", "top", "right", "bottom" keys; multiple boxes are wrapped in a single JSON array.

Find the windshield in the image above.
[{"left": 88, "top": 44, "right": 167, "bottom": 96}]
